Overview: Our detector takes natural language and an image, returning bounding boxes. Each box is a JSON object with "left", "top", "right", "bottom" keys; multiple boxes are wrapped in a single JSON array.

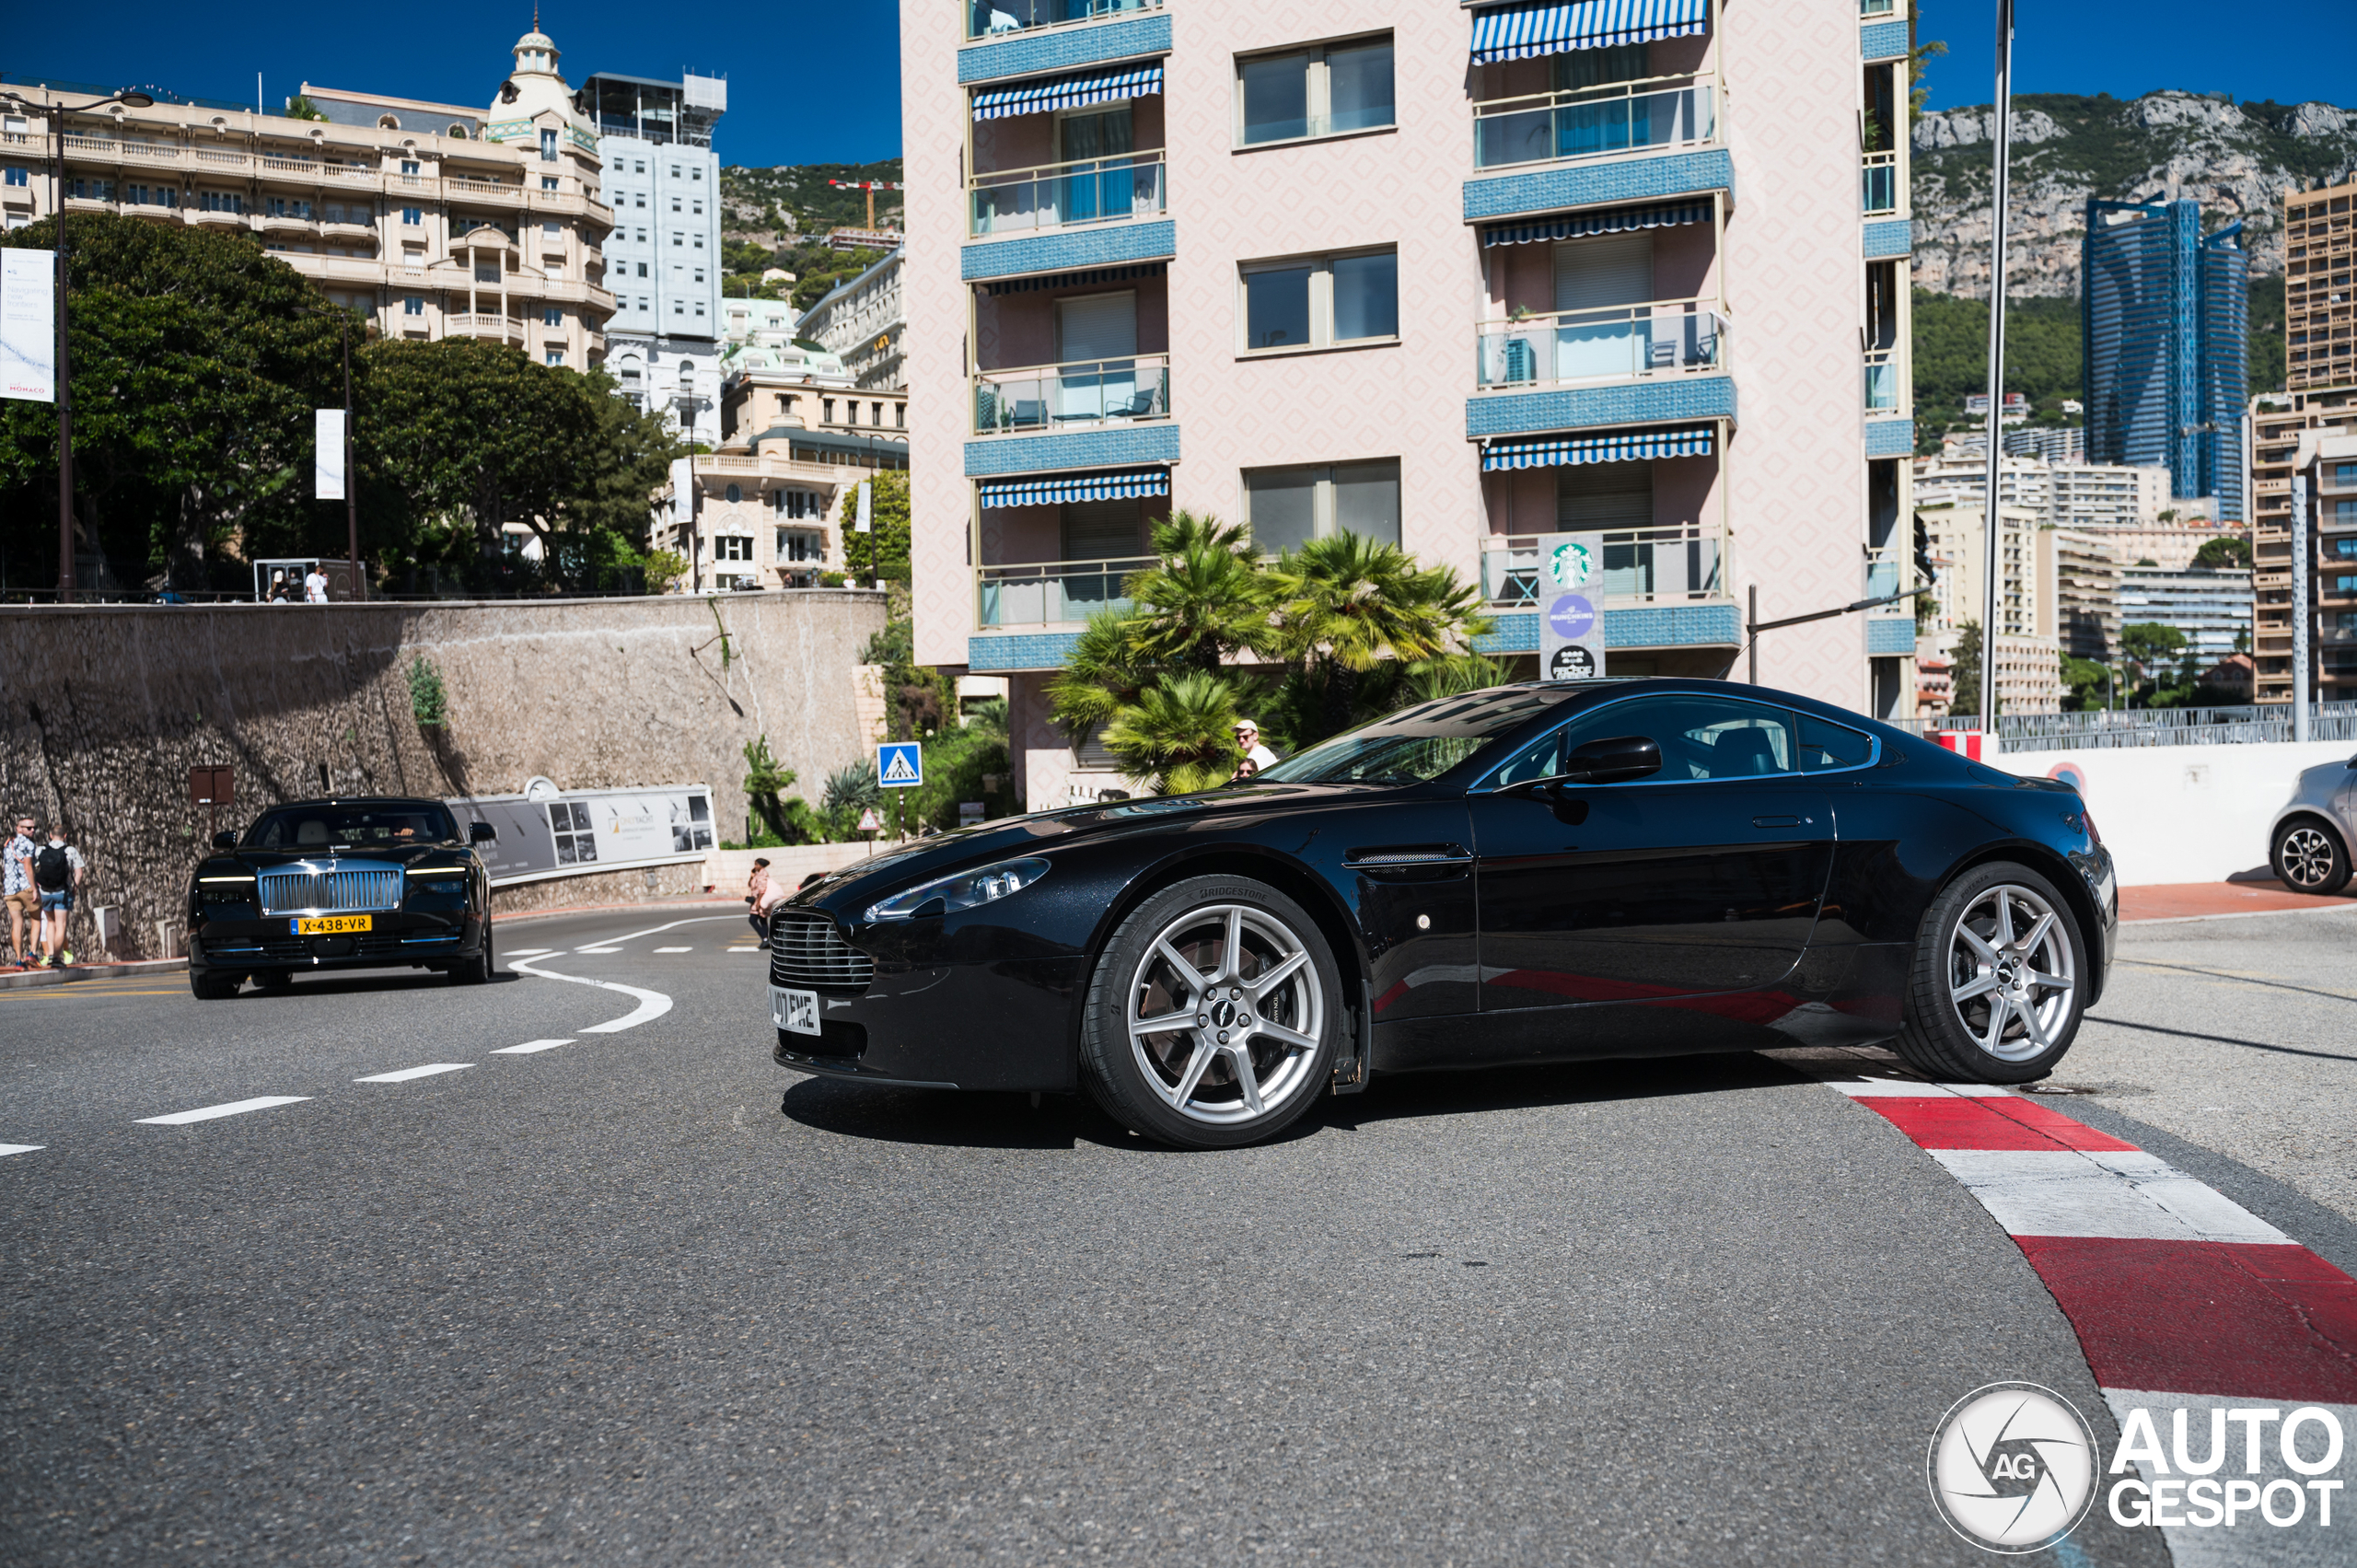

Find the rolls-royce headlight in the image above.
[{"left": 865, "top": 857, "right": 1050, "bottom": 923}]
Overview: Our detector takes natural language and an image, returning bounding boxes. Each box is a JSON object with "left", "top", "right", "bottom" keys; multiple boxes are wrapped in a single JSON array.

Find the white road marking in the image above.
[
  {"left": 0, "top": 1144, "right": 44, "bottom": 1157},
  {"left": 506, "top": 956, "right": 672, "bottom": 1033},
  {"left": 568, "top": 914, "right": 741, "bottom": 953},
  {"left": 1926, "top": 1148, "right": 2293, "bottom": 1245},
  {"left": 355, "top": 1063, "right": 473, "bottom": 1084},
  {"left": 1815, "top": 1075, "right": 2016, "bottom": 1098},
  {"left": 727, "top": 947, "right": 760, "bottom": 953},
  {"left": 503, "top": 948, "right": 555, "bottom": 958},
  {"left": 653, "top": 946, "right": 691, "bottom": 953},
  {"left": 493, "top": 1039, "right": 574, "bottom": 1054},
  {"left": 574, "top": 946, "right": 623, "bottom": 954},
  {"left": 137, "top": 1096, "right": 310, "bottom": 1126}
]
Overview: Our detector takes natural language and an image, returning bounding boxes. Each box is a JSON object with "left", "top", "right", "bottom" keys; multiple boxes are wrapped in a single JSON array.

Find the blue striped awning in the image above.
[
  {"left": 978, "top": 468, "right": 1170, "bottom": 509},
  {"left": 1481, "top": 425, "right": 1714, "bottom": 470},
  {"left": 1482, "top": 201, "right": 1711, "bottom": 249},
  {"left": 1470, "top": 0, "right": 1709, "bottom": 64},
  {"left": 985, "top": 261, "right": 1165, "bottom": 296},
  {"left": 972, "top": 63, "right": 1164, "bottom": 122}
]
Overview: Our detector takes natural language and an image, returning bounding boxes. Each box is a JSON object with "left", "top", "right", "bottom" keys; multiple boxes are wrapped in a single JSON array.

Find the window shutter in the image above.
[
  {"left": 1558, "top": 462, "right": 1655, "bottom": 529},
  {"left": 1055, "top": 292, "right": 1138, "bottom": 363},
  {"left": 1553, "top": 232, "right": 1654, "bottom": 311},
  {"left": 1060, "top": 499, "right": 1144, "bottom": 561}
]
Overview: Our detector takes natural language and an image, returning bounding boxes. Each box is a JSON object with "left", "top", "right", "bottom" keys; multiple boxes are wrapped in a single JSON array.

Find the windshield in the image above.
[
  {"left": 243, "top": 803, "right": 459, "bottom": 851},
  {"left": 1255, "top": 688, "right": 1567, "bottom": 786}
]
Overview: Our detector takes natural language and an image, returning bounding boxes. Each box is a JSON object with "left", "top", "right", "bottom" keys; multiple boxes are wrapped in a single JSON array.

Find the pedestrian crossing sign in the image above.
[{"left": 877, "top": 741, "right": 923, "bottom": 788}]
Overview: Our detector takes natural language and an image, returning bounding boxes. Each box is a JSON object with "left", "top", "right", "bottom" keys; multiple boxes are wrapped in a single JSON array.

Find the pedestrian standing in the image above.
[
  {"left": 1233, "top": 719, "right": 1279, "bottom": 771},
  {"left": 268, "top": 570, "right": 290, "bottom": 603},
  {"left": 303, "top": 565, "right": 330, "bottom": 604},
  {"left": 746, "top": 856, "right": 772, "bottom": 940},
  {"left": 3, "top": 814, "right": 38, "bottom": 969},
  {"left": 33, "top": 822, "right": 82, "bottom": 970}
]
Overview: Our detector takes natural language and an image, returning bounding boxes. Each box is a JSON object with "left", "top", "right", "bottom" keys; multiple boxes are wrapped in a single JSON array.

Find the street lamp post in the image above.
[{"left": 2, "top": 87, "right": 155, "bottom": 602}]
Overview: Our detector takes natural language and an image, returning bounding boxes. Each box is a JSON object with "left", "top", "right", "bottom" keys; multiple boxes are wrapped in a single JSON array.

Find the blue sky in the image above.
[{"left": 12, "top": 2, "right": 2357, "bottom": 167}]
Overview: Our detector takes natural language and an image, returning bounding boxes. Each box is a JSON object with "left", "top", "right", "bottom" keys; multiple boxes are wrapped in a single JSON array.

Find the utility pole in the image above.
[
  {"left": 341, "top": 310, "right": 359, "bottom": 598},
  {"left": 1976, "top": 0, "right": 2016, "bottom": 727},
  {"left": 2293, "top": 469, "right": 2311, "bottom": 741}
]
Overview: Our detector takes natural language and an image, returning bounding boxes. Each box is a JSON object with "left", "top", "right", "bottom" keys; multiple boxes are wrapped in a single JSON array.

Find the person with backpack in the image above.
[
  {"left": 3, "top": 814, "right": 36, "bottom": 969},
  {"left": 34, "top": 823, "right": 84, "bottom": 970}
]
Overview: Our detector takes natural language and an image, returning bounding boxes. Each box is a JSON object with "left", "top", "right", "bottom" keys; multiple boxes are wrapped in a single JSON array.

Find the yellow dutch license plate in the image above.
[{"left": 291, "top": 915, "right": 373, "bottom": 935}]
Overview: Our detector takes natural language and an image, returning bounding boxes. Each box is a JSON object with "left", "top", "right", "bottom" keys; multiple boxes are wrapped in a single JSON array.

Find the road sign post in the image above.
[{"left": 877, "top": 742, "right": 923, "bottom": 842}]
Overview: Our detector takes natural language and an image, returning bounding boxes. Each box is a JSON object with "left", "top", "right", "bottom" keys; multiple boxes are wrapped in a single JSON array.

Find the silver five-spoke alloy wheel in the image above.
[
  {"left": 2277, "top": 824, "right": 2340, "bottom": 890},
  {"left": 1127, "top": 903, "right": 1324, "bottom": 1126},
  {"left": 1945, "top": 882, "right": 2076, "bottom": 1062}
]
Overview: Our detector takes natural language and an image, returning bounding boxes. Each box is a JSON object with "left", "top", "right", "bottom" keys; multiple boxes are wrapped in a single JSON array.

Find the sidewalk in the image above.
[
  {"left": 2119, "top": 877, "right": 2357, "bottom": 922},
  {"left": 0, "top": 957, "right": 188, "bottom": 992}
]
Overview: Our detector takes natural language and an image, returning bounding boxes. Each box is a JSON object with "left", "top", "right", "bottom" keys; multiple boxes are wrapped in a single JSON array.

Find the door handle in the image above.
[{"left": 1752, "top": 815, "right": 1803, "bottom": 829}]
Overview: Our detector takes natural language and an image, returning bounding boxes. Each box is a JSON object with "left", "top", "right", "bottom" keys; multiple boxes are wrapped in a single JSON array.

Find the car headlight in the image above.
[{"left": 864, "top": 856, "right": 1050, "bottom": 923}]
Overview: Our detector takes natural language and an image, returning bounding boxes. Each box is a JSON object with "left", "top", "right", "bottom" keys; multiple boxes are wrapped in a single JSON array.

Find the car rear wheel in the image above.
[
  {"left": 1080, "top": 876, "right": 1341, "bottom": 1149},
  {"left": 1896, "top": 862, "right": 2085, "bottom": 1084},
  {"left": 2271, "top": 818, "right": 2351, "bottom": 895},
  {"left": 190, "top": 970, "right": 242, "bottom": 1001}
]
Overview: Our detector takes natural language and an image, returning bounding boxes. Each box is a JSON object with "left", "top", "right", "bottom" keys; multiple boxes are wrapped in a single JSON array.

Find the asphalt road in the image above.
[{"left": 0, "top": 898, "right": 2343, "bottom": 1566}]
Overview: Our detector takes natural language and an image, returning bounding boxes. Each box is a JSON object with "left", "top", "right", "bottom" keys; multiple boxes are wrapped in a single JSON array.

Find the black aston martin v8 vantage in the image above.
[
  {"left": 770, "top": 679, "right": 2116, "bottom": 1148},
  {"left": 185, "top": 796, "right": 497, "bottom": 999}
]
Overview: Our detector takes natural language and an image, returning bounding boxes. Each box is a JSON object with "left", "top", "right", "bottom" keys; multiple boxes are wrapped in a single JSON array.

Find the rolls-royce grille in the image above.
[
  {"left": 769, "top": 912, "right": 874, "bottom": 996},
  {"left": 257, "top": 865, "right": 402, "bottom": 915}
]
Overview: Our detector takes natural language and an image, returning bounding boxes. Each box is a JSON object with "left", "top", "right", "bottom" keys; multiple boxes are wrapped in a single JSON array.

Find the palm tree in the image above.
[
  {"left": 1123, "top": 510, "right": 1273, "bottom": 672},
  {"left": 1270, "top": 533, "right": 1493, "bottom": 739},
  {"left": 1046, "top": 608, "right": 1153, "bottom": 740},
  {"left": 1103, "top": 669, "right": 1243, "bottom": 794}
]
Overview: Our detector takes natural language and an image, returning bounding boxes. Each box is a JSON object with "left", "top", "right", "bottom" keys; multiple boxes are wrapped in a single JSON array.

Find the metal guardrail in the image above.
[{"left": 1893, "top": 704, "right": 2357, "bottom": 750}]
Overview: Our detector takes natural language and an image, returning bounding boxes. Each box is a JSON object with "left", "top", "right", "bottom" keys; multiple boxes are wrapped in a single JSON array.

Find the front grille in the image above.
[
  {"left": 257, "top": 865, "right": 402, "bottom": 915},
  {"left": 768, "top": 911, "right": 874, "bottom": 996}
]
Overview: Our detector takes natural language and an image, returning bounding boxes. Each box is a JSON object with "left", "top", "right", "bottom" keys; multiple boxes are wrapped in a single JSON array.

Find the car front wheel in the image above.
[
  {"left": 1080, "top": 876, "right": 1341, "bottom": 1149},
  {"left": 190, "top": 970, "right": 242, "bottom": 1001},
  {"left": 455, "top": 919, "right": 493, "bottom": 985},
  {"left": 1896, "top": 862, "right": 2086, "bottom": 1084},
  {"left": 2272, "top": 819, "right": 2351, "bottom": 895}
]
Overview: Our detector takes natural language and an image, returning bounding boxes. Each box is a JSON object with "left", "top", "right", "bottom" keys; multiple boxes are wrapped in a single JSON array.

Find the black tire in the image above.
[
  {"left": 254, "top": 970, "right": 294, "bottom": 992},
  {"left": 1895, "top": 861, "right": 2087, "bottom": 1084},
  {"left": 1079, "top": 875, "right": 1342, "bottom": 1149},
  {"left": 190, "top": 970, "right": 242, "bottom": 1001},
  {"left": 454, "top": 919, "right": 493, "bottom": 985},
  {"left": 2271, "top": 818, "right": 2351, "bottom": 896}
]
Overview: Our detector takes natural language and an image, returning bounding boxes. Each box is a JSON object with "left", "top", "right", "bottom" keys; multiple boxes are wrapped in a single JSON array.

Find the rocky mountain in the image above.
[{"left": 1910, "top": 91, "right": 2357, "bottom": 299}]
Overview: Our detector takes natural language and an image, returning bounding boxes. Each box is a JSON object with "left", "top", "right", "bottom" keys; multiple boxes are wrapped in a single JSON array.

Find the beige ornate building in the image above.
[{"left": 0, "top": 28, "right": 615, "bottom": 367}]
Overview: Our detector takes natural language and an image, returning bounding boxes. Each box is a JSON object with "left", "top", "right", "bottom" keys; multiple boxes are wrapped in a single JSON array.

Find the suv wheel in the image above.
[{"left": 1896, "top": 862, "right": 2086, "bottom": 1084}]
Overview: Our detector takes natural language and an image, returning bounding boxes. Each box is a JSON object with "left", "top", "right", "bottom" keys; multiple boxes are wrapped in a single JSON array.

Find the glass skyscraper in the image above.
[{"left": 2083, "top": 197, "right": 2247, "bottom": 521}]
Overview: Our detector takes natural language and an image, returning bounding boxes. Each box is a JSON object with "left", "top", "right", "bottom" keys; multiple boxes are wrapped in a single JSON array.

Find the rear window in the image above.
[
  {"left": 1256, "top": 688, "right": 1567, "bottom": 786},
  {"left": 244, "top": 804, "right": 458, "bottom": 850}
]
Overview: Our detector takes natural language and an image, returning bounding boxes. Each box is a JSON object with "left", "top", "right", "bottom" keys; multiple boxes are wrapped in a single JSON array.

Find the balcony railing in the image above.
[
  {"left": 1862, "top": 151, "right": 1898, "bottom": 215},
  {"left": 973, "top": 354, "right": 1170, "bottom": 434},
  {"left": 1864, "top": 346, "right": 1900, "bottom": 412},
  {"left": 970, "top": 151, "right": 1166, "bottom": 238},
  {"left": 1482, "top": 524, "right": 1729, "bottom": 610},
  {"left": 966, "top": 0, "right": 1157, "bottom": 43},
  {"left": 1472, "top": 74, "right": 1716, "bottom": 172},
  {"left": 1476, "top": 298, "right": 1724, "bottom": 390},
  {"left": 977, "top": 556, "right": 1155, "bottom": 628}
]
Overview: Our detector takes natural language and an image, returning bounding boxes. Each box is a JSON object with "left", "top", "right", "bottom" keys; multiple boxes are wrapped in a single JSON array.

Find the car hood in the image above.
[
  {"left": 793, "top": 781, "right": 1404, "bottom": 913},
  {"left": 197, "top": 842, "right": 475, "bottom": 875}
]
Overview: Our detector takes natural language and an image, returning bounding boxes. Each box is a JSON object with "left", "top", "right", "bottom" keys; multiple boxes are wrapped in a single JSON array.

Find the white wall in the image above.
[{"left": 2000, "top": 740, "right": 2354, "bottom": 887}]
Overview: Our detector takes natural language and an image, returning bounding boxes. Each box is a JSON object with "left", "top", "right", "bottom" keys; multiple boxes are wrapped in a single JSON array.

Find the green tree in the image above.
[
  {"left": 1, "top": 215, "right": 343, "bottom": 592},
  {"left": 1123, "top": 512, "right": 1272, "bottom": 673},
  {"left": 1103, "top": 670, "right": 1244, "bottom": 796},
  {"left": 641, "top": 548, "right": 690, "bottom": 595},
  {"left": 1949, "top": 621, "right": 1988, "bottom": 716},
  {"left": 843, "top": 470, "right": 911, "bottom": 584},
  {"left": 2119, "top": 621, "right": 2187, "bottom": 670},
  {"left": 1044, "top": 609, "right": 1155, "bottom": 744},
  {"left": 1267, "top": 532, "right": 1492, "bottom": 739},
  {"left": 284, "top": 95, "right": 328, "bottom": 122},
  {"left": 910, "top": 698, "right": 1016, "bottom": 829},
  {"left": 2192, "top": 535, "right": 2252, "bottom": 570},
  {"left": 2061, "top": 655, "right": 2116, "bottom": 711}
]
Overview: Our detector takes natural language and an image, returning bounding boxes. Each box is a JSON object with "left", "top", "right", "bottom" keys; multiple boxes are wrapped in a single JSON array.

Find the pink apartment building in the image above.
[{"left": 904, "top": 0, "right": 1918, "bottom": 807}]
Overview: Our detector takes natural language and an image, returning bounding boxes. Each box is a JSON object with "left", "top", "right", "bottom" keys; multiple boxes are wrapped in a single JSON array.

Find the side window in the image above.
[
  {"left": 1488, "top": 695, "right": 1799, "bottom": 786},
  {"left": 1795, "top": 713, "right": 1875, "bottom": 772}
]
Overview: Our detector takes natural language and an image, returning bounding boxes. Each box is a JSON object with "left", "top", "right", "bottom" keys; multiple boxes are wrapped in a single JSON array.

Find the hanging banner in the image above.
[
  {"left": 0, "top": 250, "right": 57, "bottom": 403},
  {"left": 314, "top": 409, "right": 346, "bottom": 499},
  {"left": 855, "top": 479, "right": 872, "bottom": 533},
  {"left": 1535, "top": 531, "right": 1609, "bottom": 681}
]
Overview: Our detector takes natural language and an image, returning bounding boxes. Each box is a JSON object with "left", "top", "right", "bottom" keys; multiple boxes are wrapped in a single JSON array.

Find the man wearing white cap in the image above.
[{"left": 1233, "top": 719, "right": 1278, "bottom": 771}]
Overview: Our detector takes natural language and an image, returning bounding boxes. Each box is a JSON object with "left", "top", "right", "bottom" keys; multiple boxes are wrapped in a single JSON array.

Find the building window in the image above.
[
  {"left": 725, "top": 483, "right": 743, "bottom": 505},
  {"left": 1244, "top": 459, "right": 1401, "bottom": 552},
  {"left": 777, "top": 529, "right": 822, "bottom": 563},
  {"left": 2336, "top": 463, "right": 2357, "bottom": 487},
  {"left": 546, "top": 349, "right": 564, "bottom": 366},
  {"left": 871, "top": 402, "right": 884, "bottom": 424},
  {"left": 401, "top": 160, "right": 421, "bottom": 177},
  {"left": 670, "top": 164, "right": 681, "bottom": 178},
  {"left": 635, "top": 192, "right": 645, "bottom": 208},
  {"left": 543, "top": 306, "right": 563, "bottom": 326},
  {"left": 895, "top": 404, "right": 906, "bottom": 429},
  {"left": 1237, "top": 35, "right": 1396, "bottom": 146},
  {"left": 674, "top": 300, "right": 685, "bottom": 315},
  {"left": 715, "top": 535, "right": 753, "bottom": 562},
  {"left": 634, "top": 159, "right": 645, "bottom": 174},
  {"left": 673, "top": 231, "right": 682, "bottom": 247},
  {"left": 691, "top": 200, "right": 702, "bottom": 215},
  {"left": 636, "top": 262, "right": 648, "bottom": 278},
  {"left": 2335, "top": 537, "right": 2357, "bottom": 560},
  {"left": 671, "top": 197, "right": 682, "bottom": 213},
  {"left": 692, "top": 234, "right": 703, "bottom": 250},
  {"left": 3, "top": 167, "right": 26, "bottom": 188},
  {"left": 639, "top": 295, "right": 650, "bottom": 310},
  {"left": 691, "top": 167, "right": 702, "bottom": 181},
  {"left": 1240, "top": 248, "right": 1398, "bottom": 352},
  {"left": 542, "top": 176, "right": 558, "bottom": 192},
  {"left": 401, "top": 206, "right": 423, "bottom": 226},
  {"left": 823, "top": 399, "right": 836, "bottom": 424},
  {"left": 775, "top": 489, "right": 824, "bottom": 519},
  {"left": 404, "top": 295, "right": 425, "bottom": 316},
  {"left": 540, "top": 128, "right": 558, "bottom": 162}
]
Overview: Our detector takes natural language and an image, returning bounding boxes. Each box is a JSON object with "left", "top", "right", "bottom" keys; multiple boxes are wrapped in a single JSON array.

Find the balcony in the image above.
[
  {"left": 1476, "top": 299, "right": 1724, "bottom": 392},
  {"left": 447, "top": 314, "right": 525, "bottom": 343},
  {"left": 447, "top": 177, "right": 525, "bottom": 207},
  {"left": 1482, "top": 524, "right": 1730, "bottom": 610},
  {"left": 970, "top": 151, "right": 1165, "bottom": 238},
  {"left": 973, "top": 354, "right": 1169, "bottom": 435},
  {"left": 976, "top": 555, "right": 1153, "bottom": 628},
  {"left": 964, "top": 0, "right": 1157, "bottom": 44},
  {"left": 1862, "top": 151, "right": 1898, "bottom": 215},
  {"left": 1473, "top": 74, "right": 1716, "bottom": 173}
]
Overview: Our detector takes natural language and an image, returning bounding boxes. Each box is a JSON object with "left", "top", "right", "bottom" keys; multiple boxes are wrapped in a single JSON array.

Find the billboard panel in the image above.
[{"left": 450, "top": 785, "right": 715, "bottom": 887}]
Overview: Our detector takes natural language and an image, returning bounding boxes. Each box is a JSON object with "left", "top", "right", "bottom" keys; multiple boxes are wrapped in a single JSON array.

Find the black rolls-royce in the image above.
[
  {"left": 185, "top": 797, "right": 496, "bottom": 999},
  {"left": 769, "top": 679, "right": 2118, "bottom": 1149}
]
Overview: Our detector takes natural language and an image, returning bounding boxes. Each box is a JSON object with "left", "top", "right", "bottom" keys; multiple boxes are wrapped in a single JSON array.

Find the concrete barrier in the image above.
[
  {"left": 705, "top": 841, "right": 895, "bottom": 896},
  {"left": 2000, "top": 739, "right": 2355, "bottom": 888}
]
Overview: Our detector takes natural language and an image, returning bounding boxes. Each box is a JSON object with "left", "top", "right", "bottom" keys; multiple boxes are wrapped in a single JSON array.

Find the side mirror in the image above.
[
  {"left": 211, "top": 830, "right": 238, "bottom": 850},
  {"left": 470, "top": 821, "right": 497, "bottom": 843},
  {"left": 1561, "top": 735, "right": 1663, "bottom": 785}
]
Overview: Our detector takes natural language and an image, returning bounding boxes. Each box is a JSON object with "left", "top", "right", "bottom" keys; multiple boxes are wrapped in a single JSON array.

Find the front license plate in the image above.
[
  {"left": 774, "top": 987, "right": 821, "bottom": 1036},
  {"left": 292, "top": 914, "right": 372, "bottom": 935}
]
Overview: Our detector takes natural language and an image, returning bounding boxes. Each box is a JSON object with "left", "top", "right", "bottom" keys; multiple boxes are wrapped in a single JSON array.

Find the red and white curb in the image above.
[{"left": 1808, "top": 1063, "right": 2354, "bottom": 1566}]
